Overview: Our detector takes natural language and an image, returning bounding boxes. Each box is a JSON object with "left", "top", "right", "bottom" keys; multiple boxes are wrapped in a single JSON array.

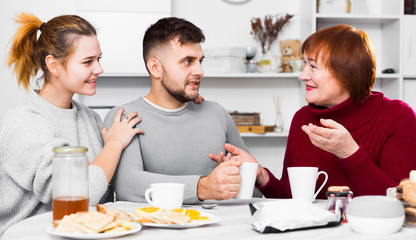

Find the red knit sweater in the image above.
[{"left": 257, "top": 92, "right": 416, "bottom": 199}]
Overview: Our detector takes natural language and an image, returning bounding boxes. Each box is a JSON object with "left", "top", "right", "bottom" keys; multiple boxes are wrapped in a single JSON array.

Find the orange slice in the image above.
[
  {"left": 138, "top": 207, "right": 159, "bottom": 213},
  {"left": 185, "top": 209, "right": 200, "bottom": 218},
  {"left": 190, "top": 216, "right": 210, "bottom": 221},
  {"left": 171, "top": 208, "right": 185, "bottom": 213}
]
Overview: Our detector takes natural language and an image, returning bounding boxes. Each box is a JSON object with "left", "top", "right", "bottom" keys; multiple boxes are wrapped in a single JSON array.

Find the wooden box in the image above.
[
  {"left": 229, "top": 111, "right": 260, "bottom": 126},
  {"left": 237, "top": 125, "right": 275, "bottom": 134}
]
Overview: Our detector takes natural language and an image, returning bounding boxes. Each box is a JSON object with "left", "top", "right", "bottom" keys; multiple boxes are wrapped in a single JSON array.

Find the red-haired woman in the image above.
[
  {"left": 210, "top": 24, "right": 416, "bottom": 199},
  {"left": 0, "top": 13, "right": 143, "bottom": 234}
]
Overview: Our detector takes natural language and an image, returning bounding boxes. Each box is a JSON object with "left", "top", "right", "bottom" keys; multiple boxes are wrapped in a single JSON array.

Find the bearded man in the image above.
[{"left": 103, "top": 17, "right": 260, "bottom": 204}]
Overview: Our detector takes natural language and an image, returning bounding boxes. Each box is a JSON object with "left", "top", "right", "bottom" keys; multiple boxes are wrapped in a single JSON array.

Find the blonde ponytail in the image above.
[
  {"left": 7, "top": 12, "right": 43, "bottom": 91},
  {"left": 7, "top": 12, "right": 97, "bottom": 91}
]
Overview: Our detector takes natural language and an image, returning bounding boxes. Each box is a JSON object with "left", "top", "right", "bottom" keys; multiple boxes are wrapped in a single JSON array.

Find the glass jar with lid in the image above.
[
  {"left": 326, "top": 186, "right": 353, "bottom": 223},
  {"left": 52, "top": 146, "right": 89, "bottom": 221}
]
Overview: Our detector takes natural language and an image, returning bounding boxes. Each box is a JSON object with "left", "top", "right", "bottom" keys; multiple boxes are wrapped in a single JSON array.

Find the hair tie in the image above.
[{"left": 39, "top": 22, "right": 45, "bottom": 32}]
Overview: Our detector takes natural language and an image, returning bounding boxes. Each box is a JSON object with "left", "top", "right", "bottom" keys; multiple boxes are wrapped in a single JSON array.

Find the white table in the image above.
[{"left": 3, "top": 199, "right": 416, "bottom": 240}]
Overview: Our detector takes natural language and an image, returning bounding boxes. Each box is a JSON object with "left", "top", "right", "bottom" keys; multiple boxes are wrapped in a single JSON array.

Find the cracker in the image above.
[
  {"left": 104, "top": 226, "right": 128, "bottom": 233},
  {"left": 56, "top": 212, "right": 87, "bottom": 233},
  {"left": 78, "top": 212, "right": 114, "bottom": 233},
  {"left": 114, "top": 220, "right": 135, "bottom": 229},
  {"left": 96, "top": 204, "right": 134, "bottom": 222},
  {"left": 55, "top": 209, "right": 134, "bottom": 234},
  {"left": 134, "top": 208, "right": 191, "bottom": 225}
]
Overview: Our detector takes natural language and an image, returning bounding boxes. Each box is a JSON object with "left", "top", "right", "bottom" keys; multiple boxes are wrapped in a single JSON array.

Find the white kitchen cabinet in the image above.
[
  {"left": 402, "top": 15, "right": 416, "bottom": 109},
  {"left": 403, "top": 15, "right": 416, "bottom": 77},
  {"left": 76, "top": 0, "right": 171, "bottom": 75},
  {"left": 404, "top": 78, "right": 416, "bottom": 110},
  {"left": 313, "top": 0, "right": 404, "bottom": 100}
]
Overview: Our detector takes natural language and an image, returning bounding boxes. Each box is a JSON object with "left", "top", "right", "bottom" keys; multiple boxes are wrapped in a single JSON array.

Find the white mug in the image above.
[
  {"left": 288, "top": 167, "right": 328, "bottom": 203},
  {"left": 235, "top": 162, "right": 259, "bottom": 199},
  {"left": 145, "top": 183, "right": 184, "bottom": 210}
]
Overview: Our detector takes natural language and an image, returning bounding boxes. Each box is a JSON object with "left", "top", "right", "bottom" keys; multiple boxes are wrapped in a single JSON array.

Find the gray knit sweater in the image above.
[
  {"left": 0, "top": 91, "right": 108, "bottom": 235},
  {"left": 103, "top": 97, "right": 259, "bottom": 204}
]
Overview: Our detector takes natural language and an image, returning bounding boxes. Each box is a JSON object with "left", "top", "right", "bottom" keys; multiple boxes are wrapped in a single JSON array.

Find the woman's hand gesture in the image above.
[{"left": 301, "top": 118, "right": 359, "bottom": 159}]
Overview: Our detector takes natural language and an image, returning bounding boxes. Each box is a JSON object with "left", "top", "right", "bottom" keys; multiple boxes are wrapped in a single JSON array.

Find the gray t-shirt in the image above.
[{"left": 103, "top": 97, "right": 251, "bottom": 204}]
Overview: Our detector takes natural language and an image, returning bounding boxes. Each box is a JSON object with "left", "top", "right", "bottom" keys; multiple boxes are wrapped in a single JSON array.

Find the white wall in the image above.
[
  {"left": 0, "top": 0, "right": 76, "bottom": 122},
  {"left": 172, "top": 0, "right": 301, "bottom": 61}
]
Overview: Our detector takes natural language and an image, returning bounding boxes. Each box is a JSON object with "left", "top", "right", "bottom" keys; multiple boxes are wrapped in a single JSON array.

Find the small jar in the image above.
[
  {"left": 326, "top": 186, "right": 353, "bottom": 223},
  {"left": 52, "top": 146, "right": 89, "bottom": 221}
]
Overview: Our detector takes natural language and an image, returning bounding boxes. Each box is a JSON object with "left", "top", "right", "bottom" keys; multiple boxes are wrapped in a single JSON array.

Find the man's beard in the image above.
[{"left": 160, "top": 69, "right": 199, "bottom": 103}]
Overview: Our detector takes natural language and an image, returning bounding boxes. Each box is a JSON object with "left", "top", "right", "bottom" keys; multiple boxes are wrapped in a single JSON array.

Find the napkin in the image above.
[{"left": 250, "top": 199, "right": 341, "bottom": 233}]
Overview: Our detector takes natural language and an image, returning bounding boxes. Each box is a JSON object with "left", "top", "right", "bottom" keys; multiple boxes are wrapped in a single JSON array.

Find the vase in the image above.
[
  {"left": 273, "top": 96, "right": 283, "bottom": 132},
  {"left": 275, "top": 112, "right": 283, "bottom": 132},
  {"left": 258, "top": 51, "right": 274, "bottom": 72}
]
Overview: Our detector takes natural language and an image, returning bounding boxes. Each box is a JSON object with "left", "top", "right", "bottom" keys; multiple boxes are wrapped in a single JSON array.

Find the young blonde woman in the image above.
[{"left": 0, "top": 13, "right": 143, "bottom": 234}]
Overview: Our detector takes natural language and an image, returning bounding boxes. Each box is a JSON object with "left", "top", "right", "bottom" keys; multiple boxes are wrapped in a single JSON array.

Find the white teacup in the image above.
[
  {"left": 145, "top": 183, "right": 184, "bottom": 210},
  {"left": 235, "top": 162, "right": 259, "bottom": 199},
  {"left": 288, "top": 167, "right": 328, "bottom": 203}
]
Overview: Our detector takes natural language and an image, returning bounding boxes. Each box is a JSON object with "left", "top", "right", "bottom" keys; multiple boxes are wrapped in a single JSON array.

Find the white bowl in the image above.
[
  {"left": 346, "top": 196, "right": 404, "bottom": 235},
  {"left": 347, "top": 215, "right": 404, "bottom": 235}
]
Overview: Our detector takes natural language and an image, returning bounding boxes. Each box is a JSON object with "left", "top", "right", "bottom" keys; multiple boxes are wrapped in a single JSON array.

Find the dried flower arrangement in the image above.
[{"left": 250, "top": 14, "right": 294, "bottom": 54}]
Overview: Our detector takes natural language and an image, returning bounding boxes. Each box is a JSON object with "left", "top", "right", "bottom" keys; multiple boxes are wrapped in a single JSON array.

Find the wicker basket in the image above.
[{"left": 229, "top": 111, "right": 260, "bottom": 126}]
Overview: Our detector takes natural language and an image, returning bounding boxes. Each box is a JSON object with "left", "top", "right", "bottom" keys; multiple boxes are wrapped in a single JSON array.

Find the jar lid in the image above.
[
  {"left": 326, "top": 186, "right": 353, "bottom": 197},
  {"left": 53, "top": 146, "right": 88, "bottom": 154},
  {"left": 326, "top": 191, "right": 353, "bottom": 198}
]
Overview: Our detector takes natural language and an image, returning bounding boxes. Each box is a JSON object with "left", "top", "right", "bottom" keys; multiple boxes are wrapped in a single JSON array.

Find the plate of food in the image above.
[
  {"left": 135, "top": 207, "right": 220, "bottom": 229},
  {"left": 46, "top": 222, "right": 141, "bottom": 239},
  {"left": 47, "top": 204, "right": 141, "bottom": 239}
]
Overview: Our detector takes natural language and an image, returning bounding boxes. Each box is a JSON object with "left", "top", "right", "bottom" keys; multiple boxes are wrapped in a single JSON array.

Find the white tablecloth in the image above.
[{"left": 3, "top": 199, "right": 416, "bottom": 240}]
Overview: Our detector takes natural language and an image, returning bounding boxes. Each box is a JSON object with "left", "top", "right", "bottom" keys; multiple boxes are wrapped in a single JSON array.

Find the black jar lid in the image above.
[
  {"left": 326, "top": 186, "right": 353, "bottom": 198},
  {"left": 326, "top": 191, "right": 353, "bottom": 198}
]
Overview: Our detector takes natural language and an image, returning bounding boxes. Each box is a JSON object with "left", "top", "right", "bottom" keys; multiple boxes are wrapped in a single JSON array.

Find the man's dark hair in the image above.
[{"left": 142, "top": 17, "right": 205, "bottom": 67}]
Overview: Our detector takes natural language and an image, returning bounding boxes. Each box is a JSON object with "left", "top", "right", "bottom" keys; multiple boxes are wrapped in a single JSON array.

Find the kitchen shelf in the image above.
[
  {"left": 99, "top": 72, "right": 301, "bottom": 79},
  {"left": 203, "top": 72, "right": 300, "bottom": 78},
  {"left": 99, "top": 72, "right": 398, "bottom": 79},
  {"left": 316, "top": 14, "right": 401, "bottom": 24},
  {"left": 376, "top": 73, "right": 401, "bottom": 79},
  {"left": 100, "top": 72, "right": 149, "bottom": 77}
]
